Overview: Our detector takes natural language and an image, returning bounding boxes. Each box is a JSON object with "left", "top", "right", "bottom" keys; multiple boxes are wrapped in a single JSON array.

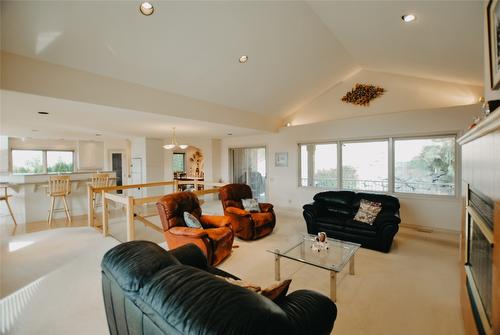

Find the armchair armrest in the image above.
[
  {"left": 276, "top": 289, "right": 337, "bottom": 335},
  {"left": 259, "top": 202, "right": 274, "bottom": 213},
  {"left": 225, "top": 206, "right": 250, "bottom": 216},
  {"left": 168, "top": 227, "right": 208, "bottom": 239},
  {"left": 200, "top": 215, "right": 231, "bottom": 228}
]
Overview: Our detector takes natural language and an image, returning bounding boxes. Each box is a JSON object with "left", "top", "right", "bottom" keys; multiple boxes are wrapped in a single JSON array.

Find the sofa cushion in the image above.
[
  {"left": 184, "top": 212, "right": 203, "bottom": 228},
  {"left": 242, "top": 198, "right": 260, "bottom": 212},
  {"left": 354, "top": 193, "right": 400, "bottom": 213},
  {"left": 251, "top": 212, "right": 275, "bottom": 227},
  {"left": 101, "top": 241, "right": 180, "bottom": 293},
  {"left": 353, "top": 199, "right": 382, "bottom": 224},
  {"left": 314, "top": 215, "right": 350, "bottom": 227},
  {"left": 313, "top": 191, "right": 356, "bottom": 216}
]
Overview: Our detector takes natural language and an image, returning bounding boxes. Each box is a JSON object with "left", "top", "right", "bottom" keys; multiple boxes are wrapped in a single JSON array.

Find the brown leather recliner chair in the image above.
[
  {"left": 156, "top": 192, "right": 234, "bottom": 265},
  {"left": 219, "top": 184, "right": 276, "bottom": 240}
]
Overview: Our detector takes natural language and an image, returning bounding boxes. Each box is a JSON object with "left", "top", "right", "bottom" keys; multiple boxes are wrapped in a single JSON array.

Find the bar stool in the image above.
[
  {"left": 91, "top": 173, "right": 111, "bottom": 212},
  {"left": 47, "top": 176, "right": 72, "bottom": 226},
  {"left": 0, "top": 184, "right": 17, "bottom": 225}
]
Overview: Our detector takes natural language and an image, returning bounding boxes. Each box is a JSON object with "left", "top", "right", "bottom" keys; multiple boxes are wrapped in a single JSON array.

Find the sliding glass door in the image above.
[{"left": 230, "top": 147, "right": 267, "bottom": 201}]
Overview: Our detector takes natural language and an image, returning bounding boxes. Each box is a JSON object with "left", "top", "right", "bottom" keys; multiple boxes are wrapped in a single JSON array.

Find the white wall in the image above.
[
  {"left": 289, "top": 69, "right": 482, "bottom": 125},
  {"left": 221, "top": 104, "right": 480, "bottom": 232},
  {"left": 0, "top": 136, "right": 10, "bottom": 173},
  {"left": 77, "top": 140, "right": 104, "bottom": 170}
]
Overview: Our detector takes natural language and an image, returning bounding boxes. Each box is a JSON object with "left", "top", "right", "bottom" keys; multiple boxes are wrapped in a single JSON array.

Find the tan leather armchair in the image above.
[
  {"left": 157, "top": 192, "right": 234, "bottom": 265},
  {"left": 219, "top": 184, "right": 276, "bottom": 240}
]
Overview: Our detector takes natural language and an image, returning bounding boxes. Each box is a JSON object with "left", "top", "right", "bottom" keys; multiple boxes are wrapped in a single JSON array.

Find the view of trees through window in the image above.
[
  {"left": 12, "top": 150, "right": 44, "bottom": 174},
  {"left": 299, "top": 136, "right": 456, "bottom": 196},
  {"left": 394, "top": 137, "right": 455, "bottom": 195},
  {"left": 12, "top": 150, "right": 74, "bottom": 174},
  {"left": 172, "top": 153, "right": 185, "bottom": 172}
]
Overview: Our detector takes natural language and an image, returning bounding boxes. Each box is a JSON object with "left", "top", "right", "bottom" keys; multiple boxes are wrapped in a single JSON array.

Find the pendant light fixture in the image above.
[{"left": 163, "top": 127, "right": 188, "bottom": 150}]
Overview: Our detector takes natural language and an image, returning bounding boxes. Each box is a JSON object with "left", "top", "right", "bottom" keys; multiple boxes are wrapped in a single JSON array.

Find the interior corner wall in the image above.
[
  {"left": 0, "top": 136, "right": 10, "bottom": 172},
  {"left": 220, "top": 104, "right": 480, "bottom": 232}
]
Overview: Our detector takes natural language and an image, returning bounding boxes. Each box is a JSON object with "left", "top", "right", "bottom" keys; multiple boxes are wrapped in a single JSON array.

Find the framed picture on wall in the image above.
[
  {"left": 488, "top": 0, "right": 500, "bottom": 89},
  {"left": 275, "top": 152, "right": 288, "bottom": 167}
]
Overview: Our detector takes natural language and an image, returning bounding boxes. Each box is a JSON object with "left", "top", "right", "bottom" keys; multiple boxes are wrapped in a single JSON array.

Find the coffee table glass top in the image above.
[{"left": 267, "top": 234, "right": 361, "bottom": 272}]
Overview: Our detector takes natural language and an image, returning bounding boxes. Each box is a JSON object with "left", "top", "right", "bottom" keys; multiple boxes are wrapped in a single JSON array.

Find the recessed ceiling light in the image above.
[
  {"left": 285, "top": 122, "right": 292, "bottom": 127},
  {"left": 402, "top": 14, "right": 416, "bottom": 23},
  {"left": 32, "top": 129, "right": 39, "bottom": 132},
  {"left": 38, "top": 111, "right": 49, "bottom": 115},
  {"left": 95, "top": 134, "right": 102, "bottom": 137},
  {"left": 239, "top": 55, "right": 248, "bottom": 64},
  {"left": 227, "top": 133, "right": 233, "bottom": 136},
  {"left": 140, "top": 2, "right": 154, "bottom": 16}
]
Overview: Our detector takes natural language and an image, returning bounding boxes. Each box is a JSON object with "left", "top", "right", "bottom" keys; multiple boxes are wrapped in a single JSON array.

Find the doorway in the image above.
[
  {"left": 109, "top": 151, "right": 125, "bottom": 194},
  {"left": 229, "top": 146, "right": 267, "bottom": 201}
]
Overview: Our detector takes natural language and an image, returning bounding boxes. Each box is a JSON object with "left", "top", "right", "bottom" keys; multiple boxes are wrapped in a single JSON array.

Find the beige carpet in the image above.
[{"left": 0, "top": 203, "right": 464, "bottom": 335}]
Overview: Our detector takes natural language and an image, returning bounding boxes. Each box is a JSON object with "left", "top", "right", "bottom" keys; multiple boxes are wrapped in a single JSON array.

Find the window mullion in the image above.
[
  {"left": 337, "top": 141, "right": 342, "bottom": 190},
  {"left": 43, "top": 150, "right": 48, "bottom": 174},
  {"left": 388, "top": 138, "right": 394, "bottom": 194}
]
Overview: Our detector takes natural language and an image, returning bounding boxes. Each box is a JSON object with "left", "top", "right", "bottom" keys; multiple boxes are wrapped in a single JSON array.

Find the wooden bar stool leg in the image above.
[
  {"left": 48, "top": 196, "right": 55, "bottom": 226},
  {"left": 62, "top": 195, "right": 72, "bottom": 224},
  {"left": 5, "top": 198, "right": 17, "bottom": 225}
]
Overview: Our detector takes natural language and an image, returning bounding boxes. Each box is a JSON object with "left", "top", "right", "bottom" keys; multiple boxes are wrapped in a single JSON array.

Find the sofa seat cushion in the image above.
[
  {"left": 344, "top": 220, "right": 377, "bottom": 237},
  {"left": 314, "top": 215, "right": 350, "bottom": 226},
  {"left": 251, "top": 212, "right": 275, "bottom": 227}
]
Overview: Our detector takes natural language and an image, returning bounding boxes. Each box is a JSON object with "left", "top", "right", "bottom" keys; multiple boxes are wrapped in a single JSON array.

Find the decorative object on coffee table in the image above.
[{"left": 341, "top": 83, "right": 385, "bottom": 106}]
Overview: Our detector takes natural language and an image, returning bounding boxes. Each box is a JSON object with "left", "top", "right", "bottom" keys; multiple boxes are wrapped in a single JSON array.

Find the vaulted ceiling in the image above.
[{"left": 0, "top": 0, "right": 484, "bottom": 137}]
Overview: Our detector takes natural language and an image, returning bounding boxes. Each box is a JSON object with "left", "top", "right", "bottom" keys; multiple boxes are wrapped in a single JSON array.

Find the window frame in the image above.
[
  {"left": 392, "top": 134, "right": 457, "bottom": 198},
  {"left": 11, "top": 149, "right": 75, "bottom": 175},
  {"left": 298, "top": 133, "right": 458, "bottom": 199},
  {"left": 172, "top": 152, "right": 186, "bottom": 173}
]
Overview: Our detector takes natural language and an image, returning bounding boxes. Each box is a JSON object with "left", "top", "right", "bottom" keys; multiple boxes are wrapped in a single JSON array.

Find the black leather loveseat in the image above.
[
  {"left": 101, "top": 241, "right": 337, "bottom": 335},
  {"left": 303, "top": 191, "right": 401, "bottom": 252}
]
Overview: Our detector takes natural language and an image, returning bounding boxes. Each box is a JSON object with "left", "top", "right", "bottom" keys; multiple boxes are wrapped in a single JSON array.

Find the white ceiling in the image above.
[
  {"left": 307, "top": 0, "right": 484, "bottom": 86},
  {"left": 0, "top": 90, "right": 261, "bottom": 140},
  {"left": 0, "top": 0, "right": 485, "bottom": 139}
]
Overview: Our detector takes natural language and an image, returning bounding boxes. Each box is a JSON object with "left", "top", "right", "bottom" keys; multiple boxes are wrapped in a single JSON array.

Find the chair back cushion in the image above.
[
  {"left": 219, "top": 184, "right": 253, "bottom": 210},
  {"left": 157, "top": 192, "right": 203, "bottom": 231},
  {"left": 313, "top": 191, "right": 356, "bottom": 216}
]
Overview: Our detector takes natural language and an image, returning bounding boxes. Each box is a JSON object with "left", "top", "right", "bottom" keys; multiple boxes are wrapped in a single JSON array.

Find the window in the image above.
[
  {"left": 342, "top": 141, "right": 388, "bottom": 192},
  {"left": 11, "top": 149, "right": 74, "bottom": 174},
  {"left": 394, "top": 137, "right": 455, "bottom": 195},
  {"left": 12, "top": 150, "right": 44, "bottom": 174},
  {"left": 299, "top": 144, "right": 337, "bottom": 187},
  {"left": 172, "top": 153, "right": 185, "bottom": 172},
  {"left": 47, "top": 151, "right": 74, "bottom": 173},
  {"left": 298, "top": 135, "right": 457, "bottom": 197}
]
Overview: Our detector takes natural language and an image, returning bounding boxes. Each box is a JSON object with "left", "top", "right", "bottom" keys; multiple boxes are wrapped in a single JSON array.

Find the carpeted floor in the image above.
[{"left": 0, "top": 202, "right": 465, "bottom": 335}]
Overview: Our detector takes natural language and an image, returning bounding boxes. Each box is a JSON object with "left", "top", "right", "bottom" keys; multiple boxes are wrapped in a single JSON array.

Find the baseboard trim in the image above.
[{"left": 400, "top": 222, "right": 460, "bottom": 235}]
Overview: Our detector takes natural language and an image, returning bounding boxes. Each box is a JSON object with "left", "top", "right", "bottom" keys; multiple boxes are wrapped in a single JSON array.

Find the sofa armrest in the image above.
[
  {"left": 200, "top": 215, "right": 231, "bottom": 228},
  {"left": 277, "top": 289, "right": 337, "bottom": 335},
  {"left": 259, "top": 202, "right": 274, "bottom": 213},
  {"left": 302, "top": 203, "right": 318, "bottom": 216},
  {"left": 168, "top": 243, "right": 208, "bottom": 270},
  {"left": 168, "top": 227, "right": 208, "bottom": 239},
  {"left": 374, "top": 213, "right": 401, "bottom": 227},
  {"left": 225, "top": 206, "right": 250, "bottom": 216}
]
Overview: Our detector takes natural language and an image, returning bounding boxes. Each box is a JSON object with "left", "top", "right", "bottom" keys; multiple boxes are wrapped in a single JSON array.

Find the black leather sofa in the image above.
[
  {"left": 101, "top": 241, "right": 337, "bottom": 335},
  {"left": 303, "top": 191, "right": 401, "bottom": 252}
]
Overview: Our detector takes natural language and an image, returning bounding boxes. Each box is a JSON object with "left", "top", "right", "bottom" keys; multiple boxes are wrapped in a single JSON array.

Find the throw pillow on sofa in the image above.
[
  {"left": 242, "top": 198, "right": 260, "bottom": 212},
  {"left": 354, "top": 199, "right": 382, "bottom": 224},
  {"left": 183, "top": 212, "right": 203, "bottom": 228}
]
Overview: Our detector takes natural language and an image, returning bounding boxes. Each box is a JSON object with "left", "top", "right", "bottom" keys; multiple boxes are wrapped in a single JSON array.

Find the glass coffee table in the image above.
[{"left": 267, "top": 234, "right": 360, "bottom": 302}]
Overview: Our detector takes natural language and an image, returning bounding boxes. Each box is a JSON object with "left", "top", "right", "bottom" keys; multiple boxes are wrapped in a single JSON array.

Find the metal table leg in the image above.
[
  {"left": 274, "top": 250, "right": 281, "bottom": 281},
  {"left": 349, "top": 255, "right": 355, "bottom": 275},
  {"left": 330, "top": 271, "right": 337, "bottom": 302}
]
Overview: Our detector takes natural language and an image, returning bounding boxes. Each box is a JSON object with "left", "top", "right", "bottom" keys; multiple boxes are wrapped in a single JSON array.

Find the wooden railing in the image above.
[{"left": 87, "top": 180, "right": 226, "bottom": 241}]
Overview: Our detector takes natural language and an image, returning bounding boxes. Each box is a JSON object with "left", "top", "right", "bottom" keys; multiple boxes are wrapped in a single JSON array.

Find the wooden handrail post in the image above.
[
  {"left": 126, "top": 196, "right": 135, "bottom": 241},
  {"left": 102, "top": 190, "right": 108, "bottom": 237},
  {"left": 173, "top": 179, "right": 178, "bottom": 192},
  {"left": 87, "top": 184, "right": 94, "bottom": 227}
]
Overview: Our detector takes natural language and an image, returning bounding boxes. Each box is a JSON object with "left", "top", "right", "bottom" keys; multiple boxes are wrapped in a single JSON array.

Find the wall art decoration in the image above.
[
  {"left": 341, "top": 83, "right": 385, "bottom": 106},
  {"left": 488, "top": 0, "right": 500, "bottom": 89},
  {"left": 275, "top": 152, "right": 288, "bottom": 167}
]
